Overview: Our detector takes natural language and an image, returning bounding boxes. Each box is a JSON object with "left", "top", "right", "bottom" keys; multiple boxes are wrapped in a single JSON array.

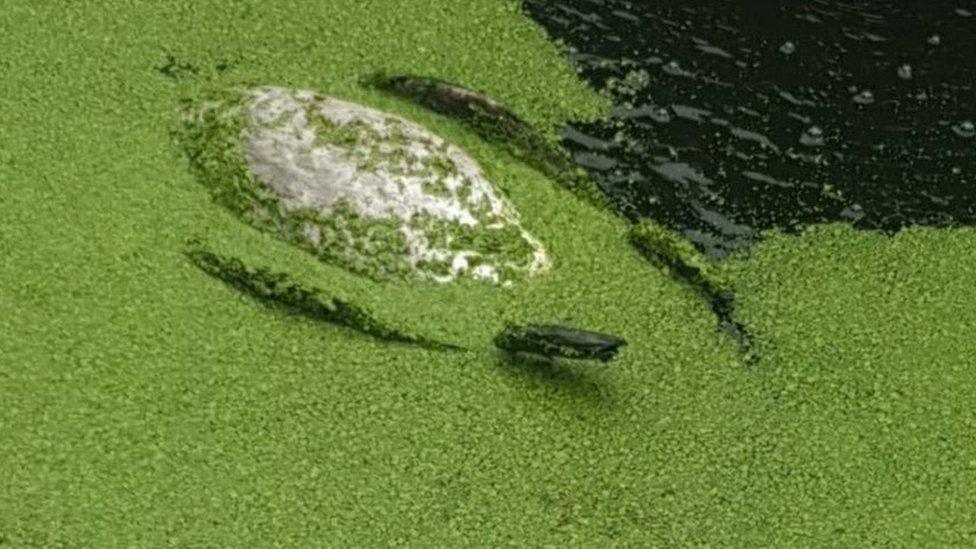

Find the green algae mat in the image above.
[{"left": 2, "top": 1, "right": 975, "bottom": 546}]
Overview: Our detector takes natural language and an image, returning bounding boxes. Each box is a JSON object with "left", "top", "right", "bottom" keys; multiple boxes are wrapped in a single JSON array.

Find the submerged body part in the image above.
[
  {"left": 374, "top": 75, "right": 756, "bottom": 357},
  {"left": 369, "top": 73, "right": 611, "bottom": 210},
  {"left": 494, "top": 324, "right": 627, "bottom": 363},
  {"left": 629, "top": 220, "right": 754, "bottom": 358}
]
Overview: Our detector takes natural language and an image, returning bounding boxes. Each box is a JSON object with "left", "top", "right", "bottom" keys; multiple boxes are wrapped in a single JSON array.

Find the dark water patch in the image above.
[{"left": 525, "top": 0, "right": 976, "bottom": 258}]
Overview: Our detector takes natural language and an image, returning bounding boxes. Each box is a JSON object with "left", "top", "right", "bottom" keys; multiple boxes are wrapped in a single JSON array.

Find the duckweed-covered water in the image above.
[{"left": 526, "top": 0, "right": 976, "bottom": 257}]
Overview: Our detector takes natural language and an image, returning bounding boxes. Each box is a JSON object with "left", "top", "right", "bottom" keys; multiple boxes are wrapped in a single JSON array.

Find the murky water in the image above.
[{"left": 525, "top": 0, "right": 975, "bottom": 257}]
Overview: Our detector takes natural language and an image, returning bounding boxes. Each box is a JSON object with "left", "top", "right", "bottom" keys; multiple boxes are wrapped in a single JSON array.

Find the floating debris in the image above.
[
  {"left": 953, "top": 120, "right": 975, "bottom": 138},
  {"left": 852, "top": 90, "right": 875, "bottom": 104}
]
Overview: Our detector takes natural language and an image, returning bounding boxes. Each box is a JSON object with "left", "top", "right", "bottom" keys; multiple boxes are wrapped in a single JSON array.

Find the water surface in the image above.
[{"left": 526, "top": 0, "right": 975, "bottom": 257}]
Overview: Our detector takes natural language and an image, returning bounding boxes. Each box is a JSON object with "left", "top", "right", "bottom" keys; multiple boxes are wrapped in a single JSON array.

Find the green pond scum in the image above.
[{"left": 1, "top": 1, "right": 975, "bottom": 546}]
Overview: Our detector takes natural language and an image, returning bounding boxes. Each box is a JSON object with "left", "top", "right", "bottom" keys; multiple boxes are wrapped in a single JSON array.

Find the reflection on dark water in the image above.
[{"left": 525, "top": 0, "right": 975, "bottom": 257}]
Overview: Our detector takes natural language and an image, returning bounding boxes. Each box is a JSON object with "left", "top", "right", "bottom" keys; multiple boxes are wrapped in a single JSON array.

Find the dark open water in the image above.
[{"left": 525, "top": 0, "right": 975, "bottom": 258}]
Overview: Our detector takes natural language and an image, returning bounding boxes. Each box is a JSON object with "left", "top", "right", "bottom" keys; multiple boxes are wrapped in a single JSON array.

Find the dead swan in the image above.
[{"left": 176, "top": 86, "right": 550, "bottom": 286}]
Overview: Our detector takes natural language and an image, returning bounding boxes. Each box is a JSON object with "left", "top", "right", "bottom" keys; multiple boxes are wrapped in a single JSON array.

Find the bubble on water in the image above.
[
  {"left": 840, "top": 204, "right": 865, "bottom": 221},
  {"left": 853, "top": 90, "right": 875, "bottom": 104},
  {"left": 928, "top": 34, "right": 941, "bottom": 45},
  {"left": 663, "top": 60, "right": 682, "bottom": 75},
  {"left": 779, "top": 41, "right": 796, "bottom": 55},
  {"left": 800, "top": 126, "right": 825, "bottom": 146},
  {"left": 953, "top": 120, "right": 975, "bottom": 137},
  {"left": 897, "top": 64, "right": 913, "bottom": 79},
  {"left": 651, "top": 106, "right": 673, "bottom": 123}
]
